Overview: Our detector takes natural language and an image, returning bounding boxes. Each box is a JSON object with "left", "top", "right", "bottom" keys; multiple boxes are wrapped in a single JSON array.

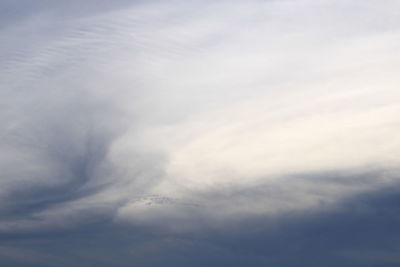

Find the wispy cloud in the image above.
[{"left": 1, "top": 0, "right": 400, "bottom": 265}]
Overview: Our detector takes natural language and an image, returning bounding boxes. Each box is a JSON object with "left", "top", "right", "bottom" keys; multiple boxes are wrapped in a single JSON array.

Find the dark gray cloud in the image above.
[{"left": 1, "top": 178, "right": 400, "bottom": 267}]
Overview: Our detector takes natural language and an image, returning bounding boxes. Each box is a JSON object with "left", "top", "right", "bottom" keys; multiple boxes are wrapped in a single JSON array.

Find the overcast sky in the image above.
[{"left": 1, "top": 1, "right": 400, "bottom": 266}]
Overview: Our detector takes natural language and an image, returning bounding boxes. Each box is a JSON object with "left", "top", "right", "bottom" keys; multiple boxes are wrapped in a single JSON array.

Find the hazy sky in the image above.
[{"left": 1, "top": 1, "right": 400, "bottom": 266}]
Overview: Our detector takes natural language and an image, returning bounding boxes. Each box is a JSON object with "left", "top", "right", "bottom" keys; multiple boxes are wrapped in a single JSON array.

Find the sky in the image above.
[{"left": 1, "top": 0, "right": 400, "bottom": 266}]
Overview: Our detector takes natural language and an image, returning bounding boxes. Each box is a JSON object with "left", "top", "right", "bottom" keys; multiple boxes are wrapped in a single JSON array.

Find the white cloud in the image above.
[{"left": 1, "top": 0, "right": 400, "bottom": 231}]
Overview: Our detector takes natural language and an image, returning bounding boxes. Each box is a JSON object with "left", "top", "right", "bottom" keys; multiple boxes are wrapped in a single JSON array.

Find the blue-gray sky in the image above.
[{"left": 1, "top": 1, "right": 400, "bottom": 266}]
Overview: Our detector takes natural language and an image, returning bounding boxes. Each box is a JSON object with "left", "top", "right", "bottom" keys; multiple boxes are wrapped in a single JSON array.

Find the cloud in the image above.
[{"left": 1, "top": 0, "right": 400, "bottom": 265}]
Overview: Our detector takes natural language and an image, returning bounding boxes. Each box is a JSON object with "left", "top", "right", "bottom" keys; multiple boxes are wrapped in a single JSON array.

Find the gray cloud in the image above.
[
  {"left": 1, "top": 181, "right": 400, "bottom": 267},
  {"left": 1, "top": 0, "right": 400, "bottom": 265}
]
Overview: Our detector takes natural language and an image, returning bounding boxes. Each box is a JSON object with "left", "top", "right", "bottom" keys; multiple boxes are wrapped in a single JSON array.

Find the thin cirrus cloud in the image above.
[{"left": 1, "top": 0, "right": 400, "bottom": 266}]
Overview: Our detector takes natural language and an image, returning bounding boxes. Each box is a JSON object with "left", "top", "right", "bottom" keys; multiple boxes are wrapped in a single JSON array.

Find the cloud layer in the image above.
[{"left": 1, "top": 0, "right": 400, "bottom": 266}]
